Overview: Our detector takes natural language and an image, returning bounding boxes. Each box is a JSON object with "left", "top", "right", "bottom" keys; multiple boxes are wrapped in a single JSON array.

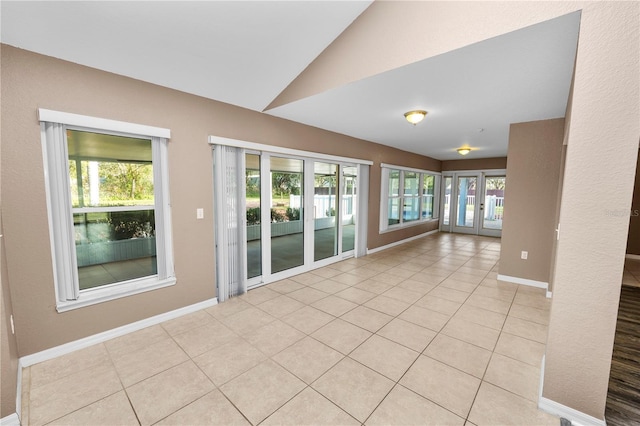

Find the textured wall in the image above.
[
  {"left": 499, "top": 119, "right": 565, "bottom": 283},
  {"left": 441, "top": 157, "right": 507, "bottom": 171},
  {"left": 0, "top": 45, "right": 440, "bottom": 356}
]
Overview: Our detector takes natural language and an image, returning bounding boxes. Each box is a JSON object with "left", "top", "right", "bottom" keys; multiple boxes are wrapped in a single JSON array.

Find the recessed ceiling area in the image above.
[{"left": 1, "top": 2, "right": 580, "bottom": 161}]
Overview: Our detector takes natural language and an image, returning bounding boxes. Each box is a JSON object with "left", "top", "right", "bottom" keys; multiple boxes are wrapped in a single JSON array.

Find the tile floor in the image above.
[{"left": 21, "top": 233, "right": 560, "bottom": 425}]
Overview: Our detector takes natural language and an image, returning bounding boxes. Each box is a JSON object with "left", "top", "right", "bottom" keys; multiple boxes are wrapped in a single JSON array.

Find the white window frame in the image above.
[
  {"left": 379, "top": 164, "right": 441, "bottom": 233},
  {"left": 39, "top": 109, "right": 175, "bottom": 312}
]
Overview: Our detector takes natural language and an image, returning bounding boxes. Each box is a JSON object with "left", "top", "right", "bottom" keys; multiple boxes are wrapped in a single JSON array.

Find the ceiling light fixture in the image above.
[
  {"left": 457, "top": 148, "right": 472, "bottom": 156},
  {"left": 404, "top": 110, "right": 427, "bottom": 125}
]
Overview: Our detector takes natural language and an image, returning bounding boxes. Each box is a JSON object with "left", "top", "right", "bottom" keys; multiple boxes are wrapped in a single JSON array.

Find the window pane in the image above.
[
  {"left": 403, "top": 197, "right": 420, "bottom": 222},
  {"left": 389, "top": 169, "right": 400, "bottom": 197},
  {"left": 388, "top": 198, "right": 400, "bottom": 225},
  {"left": 314, "top": 162, "right": 338, "bottom": 261},
  {"left": 404, "top": 172, "right": 419, "bottom": 196},
  {"left": 422, "top": 174, "right": 435, "bottom": 219},
  {"left": 67, "top": 130, "right": 153, "bottom": 208},
  {"left": 443, "top": 177, "right": 452, "bottom": 225},
  {"left": 74, "top": 210, "right": 157, "bottom": 290},
  {"left": 246, "top": 153, "right": 261, "bottom": 279}
]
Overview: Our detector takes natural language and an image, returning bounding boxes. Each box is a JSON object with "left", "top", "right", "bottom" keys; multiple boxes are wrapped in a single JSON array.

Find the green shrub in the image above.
[{"left": 285, "top": 207, "right": 300, "bottom": 221}]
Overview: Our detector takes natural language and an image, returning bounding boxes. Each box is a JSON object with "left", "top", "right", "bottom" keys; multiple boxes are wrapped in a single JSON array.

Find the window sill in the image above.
[
  {"left": 56, "top": 276, "right": 177, "bottom": 313},
  {"left": 379, "top": 218, "right": 439, "bottom": 234}
]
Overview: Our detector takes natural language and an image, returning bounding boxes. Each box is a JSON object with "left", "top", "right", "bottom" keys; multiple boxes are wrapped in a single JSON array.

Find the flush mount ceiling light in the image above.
[
  {"left": 457, "top": 148, "right": 472, "bottom": 156},
  {"left": 404, "top": 110, "right": 427, "bottom": 125}
]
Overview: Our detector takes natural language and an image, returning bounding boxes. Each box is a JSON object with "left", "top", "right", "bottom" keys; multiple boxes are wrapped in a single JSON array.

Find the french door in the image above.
[{"left": 441, "top": 171, "right": 506, "bottom": 237}]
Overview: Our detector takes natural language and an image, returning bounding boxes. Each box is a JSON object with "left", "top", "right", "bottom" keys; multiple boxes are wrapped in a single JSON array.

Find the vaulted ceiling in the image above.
[{"left": 1, "top": 1, "right": 580, "bottom": 160}]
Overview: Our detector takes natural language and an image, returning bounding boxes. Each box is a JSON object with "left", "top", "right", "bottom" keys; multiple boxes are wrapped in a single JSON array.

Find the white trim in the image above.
[
  {"left": 20, "top": 298, "right": 217, "bottom": 367},
  {"left": 208, "top": 135, "right": 373, "bottom": 166},
  {"left": 546, "top": 290, "right": 553, "bottom": 298},
  {"left": 625, "top": 253, "right": 640, "bottom": 260},
  {"left": 538, "top": 398, "right": 606, "bottom": 426},
  {"left": 497, "top": 274, "right": 549, "bottom": 289},
  {"left": 0, "top": 413, "right": 20, "bottom": 426},
  {"left": 38, "top": 109, "right": 170, "bottom": 138},
  {"left": 367, "top": 229, "right": 439, "bottom": 254},
  {"left": 441, "top": 168, "right": 507, "bottom": 176},
  {"left": 380, "top": 163, "right": 441, "bottom": 175}
]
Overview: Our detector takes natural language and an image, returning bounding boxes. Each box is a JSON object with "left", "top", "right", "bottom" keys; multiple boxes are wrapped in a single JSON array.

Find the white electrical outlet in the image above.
[
  {"left": 196, "top": 208, "right": 204, "bottom": 219},
  {"left": 10, "top": 314, "right": 15, "bottom": 334},
  {"left": 521, "top": 251, "right": 528, "bottom": 260}
]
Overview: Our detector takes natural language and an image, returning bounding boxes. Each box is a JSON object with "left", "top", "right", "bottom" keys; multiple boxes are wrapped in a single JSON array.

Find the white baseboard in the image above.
[
  {"left": 625, "top": 253, "right": 640, "bottom": 260},
  {"left": 546, "top": 290, "right": 553, "bottom": 299},
  {"left": 20, "top": 297, "right": 218, "bottom": 368},
  {"left": 367, "top": 229, "right": 439, "bottom": 254},
  {"left": 497, "top": 274, "right": 549, "bottom": 289},
  {"left": 0, "top": 413, "right": 20, "bottom": 426},
  {"left": 538, "top": 397, "right": 606, "bottom": 426}
]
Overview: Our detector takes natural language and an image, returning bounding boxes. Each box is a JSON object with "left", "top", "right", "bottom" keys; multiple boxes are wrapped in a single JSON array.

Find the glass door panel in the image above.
[
  {"left": 270, "top": 157, "right": 304, "bottom": 273},
  {"left": 313, "top": 163, "right": 338, "bottom": 261},
  {"left": 341, "top": 166, "right": 357, "bottom": 253},
  {"left": 480, "top": 176, "right": 506, "bottom": 236},
  {"left": 245, "top": 153, "right": 261, "bottom": 279},
  {"left": 442, "top": 176, "right": 452, "bottom": 227},
  {"left": 456, "top": 176, "right": 477, "bottom": 228}
]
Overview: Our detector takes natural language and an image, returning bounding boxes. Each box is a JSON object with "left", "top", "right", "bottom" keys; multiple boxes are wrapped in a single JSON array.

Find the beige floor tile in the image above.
[
  {"left": 219, "top": 306, "right": 276, "bottom": 336},
  {"left": 126, "top": 361, "right": 215, "bottom": 425},
  {"left": 350, "top": 335, "right": 419, "bottom": 381},
  {"left": 312, "top": 357, "right": 394, "bottom": 423},
  {"left": 256, "top": 295, "right": 305, "bottom": 318},
  {"left": 424, "top": 334, "right": 491, "bottom": 378},
  {"left": 332, "top": 272, "right": 368, "bottom": 286},
  {"left": 29, "top": 364, "right": 122, "bottom": 426},
  {"left": 369, "top": 271, "right": 408, "bottom": 285},
  {"left": 335, "top": 286, "right": 378, "bottom": 304},
  {"left": 388, "top": 264, "right": 423, "bottom": 276},
  {"left": 349, "top": 266, "right": 384, "bottom": 279},
  {"left": 465, "top": 293, "right": 512, "bottom": 314},
  {"left": 399, "top": 305, "right": 451, "bottom": 332},
  {"left": 282, "top": 305, "right": 335, "bottom": 334},
  {"left": 408, "top": 270, "right": 449, "bottom": 285},
  {"left": 400, "top": 355, "right": 481, "bottom": 419},
  {"left": 311, "top": 266, "right": 343, "bottom": 279},
  {"left": 268, "top": 278, "right": 307, "bottom": 294},
  {"left": 312, "top": 318, "right": 372, "bottom": 355},
  {"left": 47, "top": 390, "right": 137, "bottom": 426},
  {"left": 160, "top": 309, "right": 215, "bottom": 336},
  {"left": 205, "top": 298, "right": 252, "bottom": 320},
  {"left": 104, "top": 325, "right": 169, "bottom": 358},
  {"left": 156, "top": 389, "right": 249, "bottom": 425},
  {"left": 366, "top": 385, "right": 465, "bottom": 426},
  {"left": 502, "top": 316, "right": 548, "bottom": 344},
  {"left": 415, "top": 295, "right": 462, "bottom": 316},
  {"left": 508, "top": 303, "right": 550, "bottom": 325},
  {"left": 290, "top": 271, "right": 326, "bottom": 285},
  {"left": 173, "top": 320, "right": 238, "bottom": 357},
  {"left": 30, "top": 343, "right": 111, "bottom": 389},
  {"left": 495, "top": 332, "right": 546, "bottom": 367},
  {"left": 457, "top": 266, "right": 490, "bottom": 277},
  {"left": 440, "top": 278, "right": 479, "bottom": 293},
  {"left": 355, "top": 279, "right": 395, "bottom": 294},
  {"left": 468, "top": 382, "right": 559, "bottom": 426},
  {"left": 472, "top": 285, "right": 516, "bottom": 303},
  {"left": 484, "top": 353, "right": 540, "bottom": 402},
  {"left": 513, "top": 292, "right": 552, "bottom": 311},
  {"left": 396, "top": 279, "right": 437, "bottom": 295},
  {"left": 312, "top": 295, "right": 359, "bottom": 317},
  {"left": 309, "top": 279, "right": 351, "bottom": 294},
  {"left": 111, "top": 337, "right": 189, "bottom": 387},
  {"left": 341, "top": 306, "right": 393, "bottom": 332},
  {"left": 288, "top": 286, "right": 331, "bottom": 304},
  {"left": 20, "top": 367, "right": 31, "bottom": 426},
  {"left": 376, "top": 318, "right": 437, "bottom": 352},
  {"left": 454, "top": 304, "right": 506, "bottom": 330},
  {"left": 441, "top": 318, "right": 500, "bottom": 351},
  {"left": 364, "top": 295, "right": 411, "bottom": 316},
  {"left": 429, "top": 286, "right": 471, "bottom": 303},
  {"left": 265, "top": 388, "right": 360, "bottom": 425},
  {"left": 243, "top": 319, "right": 305, "bottom": 356},
  {"left": 194, "top": 337, "right": 266, "bottom": 386},
  {"left": 240, "top": 286, "right": 281, "bottom": 305},
  {"left": 381, "top": 286, "right": 423, "bottom": 304},
  {"left": 220, "top": 359, "right": 306, "bottom": 425},
  {"left": 272, "top": 336, "right": 344, "bottom": 384}
]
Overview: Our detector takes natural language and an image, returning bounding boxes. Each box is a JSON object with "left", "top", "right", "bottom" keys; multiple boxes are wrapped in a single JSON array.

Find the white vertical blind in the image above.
[
  {"left": 356, "top": 164, "right": 369, "bottom": 257},
  {"left": 213, "top": 145, "right": 247, "bottom": 302}
]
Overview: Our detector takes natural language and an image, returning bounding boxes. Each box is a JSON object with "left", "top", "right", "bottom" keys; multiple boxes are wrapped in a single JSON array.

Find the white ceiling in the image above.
[{"left": 1, "top": 2, "right": 580, "bottom": 161}]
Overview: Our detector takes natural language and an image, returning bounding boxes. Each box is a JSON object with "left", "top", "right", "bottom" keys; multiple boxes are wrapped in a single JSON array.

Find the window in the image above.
[
  {"left": 380, "top": 164, "right": 440, "bottom": 232},
  {"left": 39, "top": 109, "right": 174, "bottom": 312}
]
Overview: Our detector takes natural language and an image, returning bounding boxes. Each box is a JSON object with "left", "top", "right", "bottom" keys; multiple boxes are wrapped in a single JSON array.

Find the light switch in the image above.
[{"left": 197, "top": 208, "right": 204, "bottom": 219}]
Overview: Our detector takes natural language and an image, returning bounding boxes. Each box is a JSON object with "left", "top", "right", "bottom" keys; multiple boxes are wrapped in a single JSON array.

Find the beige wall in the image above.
[
  {"left": 499, "top": 119, "right": 564, "bottom": 284},
  {"left": 441, "top": 157, "right": 507, "bottom": 171},
  {"left": 0, "top": 45, "right": 440, "bottom": 356},
  {"left": 627, "top": 150, "right": 640, "bottom": 255}
]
